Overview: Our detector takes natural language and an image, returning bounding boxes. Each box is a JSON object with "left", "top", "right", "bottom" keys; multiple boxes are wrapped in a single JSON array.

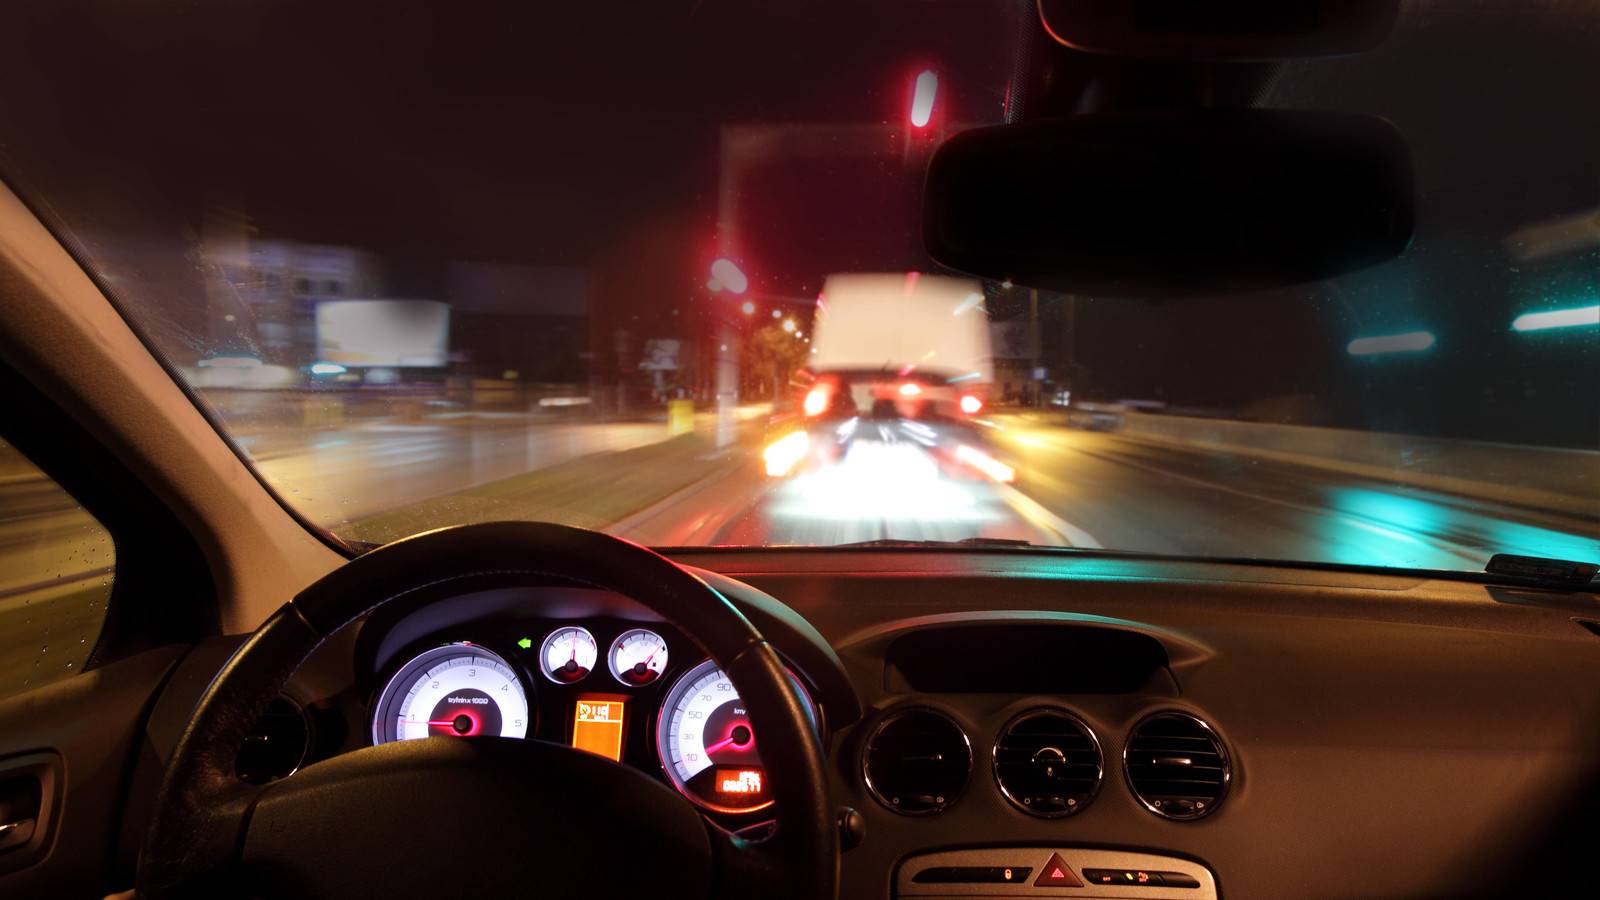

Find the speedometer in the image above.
[
  {"left": 371, "top": 643, "right": 531, "bottom": 745},
  {"left": 655, "top": 658, "right": 817, "bottom": 814}
]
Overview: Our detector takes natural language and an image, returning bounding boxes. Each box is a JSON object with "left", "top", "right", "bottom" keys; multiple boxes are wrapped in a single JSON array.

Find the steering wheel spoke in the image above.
[{"left": 138, "top": 778, "right": 262, "bottom": 898}]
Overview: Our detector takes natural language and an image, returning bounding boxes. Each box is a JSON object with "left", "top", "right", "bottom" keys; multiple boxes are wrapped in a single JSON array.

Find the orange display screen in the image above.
[
  {"left": 714, "top": 768, "right": 767, "bottom": 797},
  {"left": 572, "top": 697, "right": 626, "bottom": 761}
]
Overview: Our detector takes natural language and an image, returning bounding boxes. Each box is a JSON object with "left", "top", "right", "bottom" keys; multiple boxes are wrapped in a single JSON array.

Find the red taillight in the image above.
[
  {"left": 803, "top": 388, "right": 828, "bottom": 417},
  {"left": 898, "top": 382, "right": 922, "bottom": 397},
  {"left": 960, "top": 395, "right": 983, "bottom": 415}
]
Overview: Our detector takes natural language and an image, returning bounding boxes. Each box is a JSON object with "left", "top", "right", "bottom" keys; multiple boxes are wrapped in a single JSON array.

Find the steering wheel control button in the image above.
[
  {"left": 1035, "top": 853, "right": 1082, "bottom": 887},
  {"left": 898, "top": 849, "right": 1217, "bottom": 898}
]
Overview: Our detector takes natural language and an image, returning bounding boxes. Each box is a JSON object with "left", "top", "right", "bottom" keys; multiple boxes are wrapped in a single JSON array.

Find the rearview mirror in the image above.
[
  {"left": 1038, "top": 0, "right": 1399, "bottom": 59},
  {"left": 922, "top": 111, "right": 1413, "bottom": 299}
]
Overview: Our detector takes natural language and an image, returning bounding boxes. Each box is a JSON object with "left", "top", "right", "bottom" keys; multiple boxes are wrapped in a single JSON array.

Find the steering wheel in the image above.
[{"left": 136, "top": 522, "right": 838, "bottom": 899}]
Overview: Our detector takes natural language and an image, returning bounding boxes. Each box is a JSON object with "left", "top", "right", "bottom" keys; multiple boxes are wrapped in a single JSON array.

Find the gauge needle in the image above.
[
  {"left": 400, "top": 719, "right": 464, "bottom": 727},
  {"left": 704, "top": 733, "right": 752, "bottom": 755}
]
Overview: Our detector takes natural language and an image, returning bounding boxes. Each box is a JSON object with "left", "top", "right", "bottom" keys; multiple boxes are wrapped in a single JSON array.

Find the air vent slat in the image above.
[
  {"left": 1124, "top": 713, "right": 1230, "bottom": 820},
  {"left": 993, "top": 709, "right": 1102, "bottom": 818},
  {"left": 863, "top": 709, "right": 970, "bottom": 816}
]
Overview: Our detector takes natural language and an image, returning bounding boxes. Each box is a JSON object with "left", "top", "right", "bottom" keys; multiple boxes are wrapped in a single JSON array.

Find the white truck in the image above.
[{"left": 803, "top": 273, "right": 994, "bottom": 421}]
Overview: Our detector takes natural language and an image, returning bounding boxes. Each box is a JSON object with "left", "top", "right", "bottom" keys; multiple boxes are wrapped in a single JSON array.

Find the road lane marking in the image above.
[{"left": 1000, "top": 486, "right": 1104, "bottom": 548}]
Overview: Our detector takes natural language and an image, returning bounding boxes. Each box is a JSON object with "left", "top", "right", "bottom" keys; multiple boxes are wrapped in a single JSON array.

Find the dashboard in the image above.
[{"left": 175, "top": 549, "right": 1600, "bottom": 899}]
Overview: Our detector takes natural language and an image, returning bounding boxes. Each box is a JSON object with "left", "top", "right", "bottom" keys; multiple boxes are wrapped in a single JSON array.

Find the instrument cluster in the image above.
[{"left": 369, "top": 619, "right": 817, "bottom": 816}]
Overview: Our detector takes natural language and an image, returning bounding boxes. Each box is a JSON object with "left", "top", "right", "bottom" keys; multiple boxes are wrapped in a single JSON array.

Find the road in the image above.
[
  {"left": 609, "top": 416, "right": 1599, "bottom": 571},
  {"left": 6, "top": 409, "right": 1596, "bottom": 570}
]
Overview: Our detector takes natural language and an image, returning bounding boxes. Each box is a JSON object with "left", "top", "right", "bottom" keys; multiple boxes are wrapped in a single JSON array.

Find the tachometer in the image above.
[
  {"left": 371, "top": 643, "right": 531, "bottom": 744},
  {"left": 655, "top": 658, "right": 816, "bottom": 814},
  {"left": 608, "top": 628, "right": 668, "bottom": 686},
  {"left": 539, "top": 626, "right": 598, "bottom": 684}
]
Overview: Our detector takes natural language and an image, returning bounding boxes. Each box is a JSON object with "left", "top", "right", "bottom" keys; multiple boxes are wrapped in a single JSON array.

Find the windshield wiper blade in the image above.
[{"left": 1485, "top": 553, "right": 1599, "bottom": 590}]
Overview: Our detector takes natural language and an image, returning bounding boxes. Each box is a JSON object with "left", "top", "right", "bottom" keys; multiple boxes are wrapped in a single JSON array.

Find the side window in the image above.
[{"left": 0, "top": 436, "right": 114, "bottom": 698}]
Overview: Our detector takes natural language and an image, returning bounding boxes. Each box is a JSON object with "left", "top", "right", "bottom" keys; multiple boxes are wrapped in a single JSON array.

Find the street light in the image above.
[
  {"left": 781, "top": 318, "right": 796, "bottom": 333},
  {"left": 1511, "top": 304, "right": 1599, "bottom": 332},
  {"left": 740, "top": 301, "right": 756, "bottom": 315},
  {"left": 1347, "top": 330, "right": 1436, "bottom": 356}
]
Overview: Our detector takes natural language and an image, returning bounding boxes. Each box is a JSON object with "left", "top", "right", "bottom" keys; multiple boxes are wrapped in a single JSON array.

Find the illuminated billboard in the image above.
[{"left": 315, "top": 299, "right": 449, "bottom": 367}]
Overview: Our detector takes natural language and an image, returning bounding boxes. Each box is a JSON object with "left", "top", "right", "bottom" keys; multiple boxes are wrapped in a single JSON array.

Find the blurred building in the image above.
[
  {"left": 445, "top": 263, "right": 588, "bottom": 384},
  {"left": 200, "top": 214, "right": 384, "bottom": 368}
]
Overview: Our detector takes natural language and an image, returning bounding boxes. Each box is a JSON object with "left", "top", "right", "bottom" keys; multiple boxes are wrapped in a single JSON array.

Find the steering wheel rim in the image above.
[{"left": 137, "top": 522, "right": 837, "bottom": 899}]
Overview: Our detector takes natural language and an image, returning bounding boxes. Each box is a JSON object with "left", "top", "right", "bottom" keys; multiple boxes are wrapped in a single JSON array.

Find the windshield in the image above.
[{"left": 2, "top": 0, "right": 1595, "bottom": 572}]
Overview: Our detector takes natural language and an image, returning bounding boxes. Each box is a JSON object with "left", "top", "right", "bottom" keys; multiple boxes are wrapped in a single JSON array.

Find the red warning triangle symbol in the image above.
[{"left": 1033, "top": 852, "right": 1083, "bottom": 887}]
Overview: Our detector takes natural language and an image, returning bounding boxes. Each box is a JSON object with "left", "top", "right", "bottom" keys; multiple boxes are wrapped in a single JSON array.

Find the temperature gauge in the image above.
[
  {"left": 539, "top": 626, "right": 598, "bottom": 684},
  {"left": 608, "top": 628, "right": 668, "bottom": 686}
]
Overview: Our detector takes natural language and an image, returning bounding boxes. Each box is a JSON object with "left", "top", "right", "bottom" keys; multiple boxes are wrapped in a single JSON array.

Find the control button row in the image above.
[
  {"left": 1081, "top": 868, "right": 1202, "bottom": 888},
  {"left": 913, "top": 866, "right": 1032, "bottom": 884}
]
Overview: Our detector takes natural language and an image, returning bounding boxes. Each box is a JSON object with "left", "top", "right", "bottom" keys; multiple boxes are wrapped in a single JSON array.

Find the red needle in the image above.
[
  {"left": 400, "top": 719, "right": 462, "bottom": 727},
  {"left": 569, "top": 635, "right": 576, "bottom": 663},
  {"left": 705, "top": 728, "right": 753, "bottom": 755}
]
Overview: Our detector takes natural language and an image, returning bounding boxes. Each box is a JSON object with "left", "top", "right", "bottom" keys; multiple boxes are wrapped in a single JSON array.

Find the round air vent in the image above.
[
  {"left": 993, "top": 708, "right": 1102, "bottom": 817},
  {"left": 1124, "top": 712, "right": 1230, "bottom": 820},
  {"left": 236, "top": 696, "right": 312, "bottom": 785},
  {"left": 863, "top": 707, "right": 971, "bottom": 815}
]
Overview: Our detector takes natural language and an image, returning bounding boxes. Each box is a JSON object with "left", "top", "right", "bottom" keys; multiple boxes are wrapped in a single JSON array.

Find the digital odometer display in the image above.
[
  {"left": 655, "top": 658, "right": 814, "bottom": 814},
  {"left": 371, "top": 643, "right": 531, "bottom": 745}
]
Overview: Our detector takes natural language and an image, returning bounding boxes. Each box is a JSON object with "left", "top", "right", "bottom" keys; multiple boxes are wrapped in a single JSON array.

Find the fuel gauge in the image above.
[
  {"left": 608, "top": 628, "right": 668, "bottom": 686},
  {"left": 539, "top": 626, "right": 598, "bottom": 684}
]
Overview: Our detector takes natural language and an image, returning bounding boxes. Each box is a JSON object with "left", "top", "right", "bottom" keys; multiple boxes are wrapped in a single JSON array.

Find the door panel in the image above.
[{"left": 0, "top": 645, "right": 184, "bottom": 898}]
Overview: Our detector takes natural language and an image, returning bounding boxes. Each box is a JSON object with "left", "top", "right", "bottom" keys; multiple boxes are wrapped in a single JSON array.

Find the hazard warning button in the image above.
[{"left": 1033, "top": 853, "right": 1083, "bottom": 887}]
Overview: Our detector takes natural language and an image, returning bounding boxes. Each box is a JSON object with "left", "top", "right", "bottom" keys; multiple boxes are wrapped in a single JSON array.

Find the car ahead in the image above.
[{"left": 0, "top": 2, "right": 1596, "bottom": 900}]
